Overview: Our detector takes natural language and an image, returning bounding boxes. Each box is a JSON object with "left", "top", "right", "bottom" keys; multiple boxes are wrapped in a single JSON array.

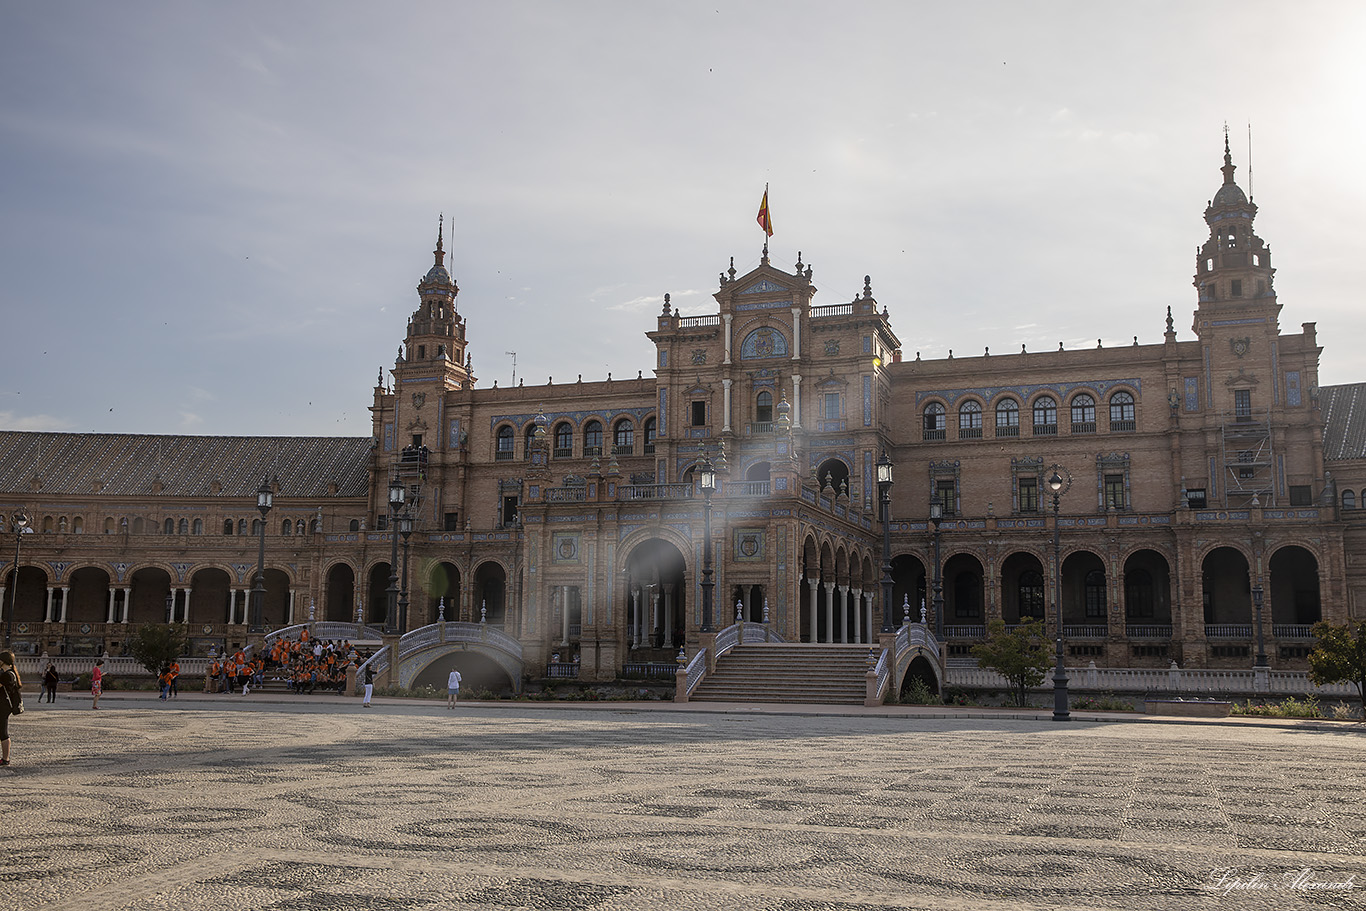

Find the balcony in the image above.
[
  {"left": 1110, "top": 419, "right": 1136, "bottom": 432},
  {"left": 1272, "top": 624, "right": 1316, "bottom": 640},
  {"left": 1033, "top": 423, "right": 1057, "bottom": 436},
  {"left": 943, "top": 625, "right": 985, "bottom": 638},
  {"left": 1071, "top": 421, "right": 1096, "bottom": 434},
  {"left": 1063, "top": 624, "right": 1108, "bottom": 639},
  {"left": 959, "top": 427, "right": 982, "bottom": 440},
  {"left": 495, "top": 449, "right": 515, "bottom": 461},
  {"left": 729, "top": 480, "right": 771, "bottom": 497},
  {"left": 1126, "top": 624, "right": 1173, "bottom": 639},
  {"left": 1205, "top": 624, "right": 1253, "bottom": 638},
  {"left": 620, "top": 483, "right": 694, "bottom": 500},
  {"left": 612, "top": 444, "right": 634, "bottom": 456},
  {"left": 748, "top": 421, "right": 774, "bottom": 435},
  {"left": 552, "top": 447, "right": 573, "bottom": 459},
  {"left": 924, "top": 428, "right": 946, "bottom": 441},
  {"left": 995, "top": 424, "right": 1019, "bottom": 438}
]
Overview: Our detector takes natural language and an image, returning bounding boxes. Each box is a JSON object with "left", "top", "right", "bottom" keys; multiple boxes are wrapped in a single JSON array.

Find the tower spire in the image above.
[
  {"left": 434, "top": 213, "right": 445, "bottom": 268},
  {"left": 1221, "top": 123, "right": 1236, "bottom": 187}
]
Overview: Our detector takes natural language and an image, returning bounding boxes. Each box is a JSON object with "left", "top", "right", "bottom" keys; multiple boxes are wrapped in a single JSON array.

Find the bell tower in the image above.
[
  {"left": 1193, "top": 129, "right": 1277, "bottom": 317},
  {"left": 395, "top": 216, "right": 475, "bottom": 391}
]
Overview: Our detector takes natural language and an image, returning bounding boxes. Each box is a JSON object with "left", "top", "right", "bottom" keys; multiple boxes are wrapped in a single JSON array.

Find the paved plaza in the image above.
[{"left": 1, "top": 695, "right": 1363, "bottom": 911}]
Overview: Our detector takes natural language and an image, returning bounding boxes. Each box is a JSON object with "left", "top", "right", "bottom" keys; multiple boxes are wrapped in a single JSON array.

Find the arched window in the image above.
[
  {"left": 191, "top": 518, "right": 203, "bottom": 535},
  {"left": 223, "top": 519, "right": 234, "bottom": 535},
  {"left": 1071, "top": 394, "right": 1096, "bottom": 431},
  {"left": 995, "top": 398, "right": 1019, "bottom": 436},
  {"left": 72, "top": 517, "right": 84, "bottom": 534},
  {"left": 643, "top": 417, "right": 657, "bottom": 454},
  {"left": 613, "top": 419, "right": 634, "bottom": 454},
  {"left": 584, "top": 420, "right": 603, "bottom": 457},
  {"left": 1125, "top": 569, "right": 1154, "bottom": 619},
  {"left": 1033, "top": 396, "right": 1057, "bottom": 433},
  {"left": 348, "top": 519, "right": 360, "bottom": 532},
  {"left": 958, "top": 400, "right": 983, "bottom": 438},
  {"left": 282, "top": 519, "right": 293, "bottom": 536},
  {"left": 755, "top": 391, "right": 773, "bottom": 424},
  {"left": 1109, "top": 391, "right": 1135, "bottom": 430},
  {"left": 524, "top": 423, "right": 537, "bottom": 460},
  {"left": 923, "top": 403, "right": 946, "bottom": 440},
  {"left": 251, "top": 519, "right": 262, "bottom": 535},
  {"left": 495, "top": 425, "right": 515, "bottom": 460},
  {"left": 1018, "top": 570, "right": 1045, "bottom": 620},
  {"left": 1084, "top": 569, "right": 1106, "bottom": 618},
  {"left": 42, "top": 516, "right": 53, "bottom": 533},
  {"left": 238, "top": 518, "right": 248, "bottom": 535},
  {"left": 132, "top": 517, "right": 144, "bottom": 535},
  {"left": 178, "top": 518, "right": 188, "bottom": 535},
  {"left": 553, "top": 422, "right": 573, "bottom": 458},
  {"left": 1344, "top": 490, "right": 1357, "bottom": 510},
  {"left": 163, "top": 518, "right": 175, "bottom": 535},
  {"left": 105, "top": 517, "right": 116, "bottom": 534}
]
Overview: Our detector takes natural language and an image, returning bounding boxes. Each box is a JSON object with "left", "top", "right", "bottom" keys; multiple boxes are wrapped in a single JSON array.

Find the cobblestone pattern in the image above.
[{"left": 1, "top": 702, "right": 1363, "bottom": 910}]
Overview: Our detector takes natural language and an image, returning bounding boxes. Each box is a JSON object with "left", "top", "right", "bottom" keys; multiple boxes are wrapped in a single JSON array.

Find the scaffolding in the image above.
[{"left": 1221, "top": 409, "right": 1275, "bottom": 507}]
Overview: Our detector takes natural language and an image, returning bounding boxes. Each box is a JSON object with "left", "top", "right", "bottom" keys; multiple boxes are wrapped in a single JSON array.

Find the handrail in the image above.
[
  {"left": 356, "top": 647, "right": 390, "bottom": 678},
  {"left": 684, "top": 648, "right": 707, "bottom": 695},
  {"left": 264, "top": 622, "right": 386, "bottom": 646},
  {"left": 873, "top": 648, "right": 890, "bottom": 701},
  {"left": 678, "top": 314, "right": 721, "bottom": 328}
]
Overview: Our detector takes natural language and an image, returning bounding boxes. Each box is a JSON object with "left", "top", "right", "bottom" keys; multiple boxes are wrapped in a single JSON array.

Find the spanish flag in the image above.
[{"left": 756, "top": 185, "right": 773, "bottom": 237}]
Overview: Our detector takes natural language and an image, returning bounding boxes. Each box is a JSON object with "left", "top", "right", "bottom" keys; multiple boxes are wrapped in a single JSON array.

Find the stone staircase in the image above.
[{"left": 688, "top": 643, "right": 872, "bottom": 705}]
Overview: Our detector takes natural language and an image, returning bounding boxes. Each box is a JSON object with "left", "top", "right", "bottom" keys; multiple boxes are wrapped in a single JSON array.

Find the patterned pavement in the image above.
[{"left": 1, "top": 695, "right": 1363, "bottom": 910}]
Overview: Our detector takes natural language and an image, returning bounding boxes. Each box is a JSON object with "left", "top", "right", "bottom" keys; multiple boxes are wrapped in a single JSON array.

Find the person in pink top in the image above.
[{"left": 91, "top": 659, "right": 104, "bottom": 710}]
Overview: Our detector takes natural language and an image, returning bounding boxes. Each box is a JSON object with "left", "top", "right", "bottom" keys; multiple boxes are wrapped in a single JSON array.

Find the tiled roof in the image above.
[
  {"left": 1322, "top": 383, "right": 1366, "bottom": 461},
  {"left": 0, "top": 432, "right": 372, "bottom": 498}
]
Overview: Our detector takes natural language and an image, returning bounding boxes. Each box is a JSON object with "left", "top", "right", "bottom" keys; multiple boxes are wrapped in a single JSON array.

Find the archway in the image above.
[
  {"left": 366, "top": 563, "right": 392, "bottom": 627},
  {"left": 5, "top": 564, "right": 49, "bottom": 624},
  {"left": 189, "top": 568, "right": 231, "bottom": 625},
  {"left": 1201, "top": 547, "right": 1251, "bottom": 625},
  {"left": 623, "top": 537, "right": 688, "bottom": 650},
  {"left": 902, "top": 654, "right": 942, "bottom": 696},
  {"left": 263, "top": 568, "right": 291, "bottom": 628},
  {"left": 815, "top": 458, "right": 850, "bottom": 497},
  {"left": 1000, "top": 552, "right": 1046, "bottom": 624},
  {"left": 942, "top": 553, "right": 984, "bottom": 626},
  {"left": 1269, "top": 546, "right": 1320, "bottom": 625},
  {"left": 411, "top": 650, "right": 514, "bottom": 695},
  {"left": 325, "top": 563, "right": 355, "bottom": 623},
  {"left": 1122, "top": 550, "right": 1172, "bottom": 627},
  {"left": 890, "top": 553, "right": 926, "bottom": 626},
  {"left": 473, "top": 562, "right": 507, "bottom": 624},
  {"left": 67, "top": 567, "right": 111, "bottom": 624},
  {"left": 128, "top": 568, "right": 173, "bottom": 624},
  {"left": 423, "top": 561, "right": 462, "bottom": 626},
  {"left": 1060, "top": 551, "right": 1107, "bottom": 627}
]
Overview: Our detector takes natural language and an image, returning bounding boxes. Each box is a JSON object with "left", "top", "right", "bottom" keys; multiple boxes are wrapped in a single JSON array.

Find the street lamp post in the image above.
[
  {"left": 250, "top": 479, "right": 273, "bottom": 632},
  {"left": 699, "top": 458, "right": 716, "bottom": 633},
  {"left": 386, "top": 476, "right": 405, "bottom": 633},
  {"left": 6, "top": 512, "right": 28, "bottom": 645},
  {"left": 877, "top": 452, "right": 895, "bottom": 633},
  {"left": 398, "top": 512, "right": 414, "bottom": 635},
  {"left": 1047, "top": 468, "right": 1069, "bottom": 722},
  {"left": 1252, "top": 582, "right": 1269, "bottom": 668},
  {"left": 928, "top": 501, "right": 944, "bottom": 641}
]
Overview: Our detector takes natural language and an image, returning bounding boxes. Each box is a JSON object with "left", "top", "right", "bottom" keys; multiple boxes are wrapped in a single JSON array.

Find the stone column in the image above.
[
  {"left": 287, "top": 589, "right": 296, "bottom": 626},
  {"left": 823, "top": 582, "right": 833, "bottom": 644},
  {"left": 107, "top": 588, "right": 117, "bottom": 623},
  {"left": 790, "top": 306, "right": 802, "bottom": 359},
  {"left": 838, "top": 584, "right": 849, "bottom": 643},
  {"left": 44, "top": 587, "right": 55, "bottom": 622},
  {"left": 560, "top": 585, "right": 570, "bottom": 645},
  {"left": 791, "top": 375, "right": 803, "bottom": 428},
  {"left": 852, "top": 587, "right": 862, "bottom": 643},
  {"left": 723, "top": 313, "right": 733, "bottom": 364},
  {"left": 722, "top": 378, "right": 733, "bottom": 433},
  {"left": 59, "top": 585, "right": 70, "bottom": 622},
  {"left": 807, "top": 578, "right": 819, "bottom": 643},
  {"left": 121, "top": 587, "right": 131, "bottom": 623},
  {"left": 652, "top": 587, "right": 662, "bottom": 647},
  {"left": 663, "top": 583, "right": 675, "bottom": 648},
  {"left": 630, "top": 587, "right": 641, "bottom": 648}
]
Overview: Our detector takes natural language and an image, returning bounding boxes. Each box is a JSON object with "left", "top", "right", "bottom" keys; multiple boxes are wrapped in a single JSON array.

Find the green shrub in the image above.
[
  {"left": 1231, "top": 696, "right": 1323, "bottom": 718},
  {"left": 901, "top": 677, "right": 937, "bottom": 705},
  {"left": 1072, "top": 692, "right": 1135, "bottom": 712}
]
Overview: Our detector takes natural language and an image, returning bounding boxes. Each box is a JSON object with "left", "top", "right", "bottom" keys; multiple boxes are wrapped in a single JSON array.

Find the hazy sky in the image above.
[{"left": 3, "top": 1, "right": 1364, "bottom": 438}]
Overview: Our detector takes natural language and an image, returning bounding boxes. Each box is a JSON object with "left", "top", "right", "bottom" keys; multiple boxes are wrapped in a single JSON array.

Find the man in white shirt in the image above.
[{"left": 447, "top": 668, "right": 463, "bottom": 709}]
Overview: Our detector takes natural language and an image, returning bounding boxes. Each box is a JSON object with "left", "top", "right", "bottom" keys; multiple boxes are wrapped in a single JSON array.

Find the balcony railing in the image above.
[
  {"left": 613, "top": 444, "right": 634, "bottom": 456},
  {"left": 677, "top": 314, "right": 721, "bottom": 328},
  {"left": 495, "top": 449, "right": 515, "bottom": 461},
  {"left": 1033, "top": 423, "right": 1057, "bottom": 436},
  {"left": 552, "top": 447, "right": 573, "bottom": 459},
  {"left": 959, "top": 426, "right": 982, "bottom": 439},
  {"left": 924, "top": 428, "right": 946, "bottom": 441},
  {"left": 1071, "top": 421, "right": 1096, "bottom": 434},
  {"left": 620, "top": 483, "right": 694, "bottom": 500},
  {"left": 810, "top": 303, "right": 854, "bottom": 318},
  {"left": 1126, "top": 624, "right": 1173, "bottom": 639},
  {"left": 1272, "top": 624, "right": 1316, "bottom": 640},
  {"left": 546, "top": 488, "right": 587, "bottom": 502},
  {"left": 748, "top": 421, "right": 774, "bottom": 435},
  {"left": 995, "top": 424, "right": 1019, "bottom": 437},
  {"left": 1110, "top": 419, "right": 1136, "bottom": 432},
  {"left": 943, "top": 625, "right": 985, "bottom": 638},
  {"left": 1205, "top": 624, "right": 1253, "bottom": 638},
  {"left": 729, "top": 480, "right": 771, "bottom": 497},
  {"left": 1063, "top": 624, "right": 1108, "bottom": 639}
]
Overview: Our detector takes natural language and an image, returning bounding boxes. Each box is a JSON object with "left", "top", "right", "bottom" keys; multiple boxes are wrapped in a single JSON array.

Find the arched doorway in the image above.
[
  {"left": 1201, "top": 547, "right": 1251, "bottom": 625},
  {"left": 890, "top": 553, "right": 926, "bottom": 626},
  {"left": 67, "top": 567, "right": 111, "bottom": 624},
  {"left": 623, "top": 538, "right": 688, "bottom": 650},
  {"left": 1000, "top": 552, "right": 1046, "bottom": 624},
  {"left": 1060, "top": 551, "right": 1107, "bottom": 628},
  {"left": 1122, "top": 550, "right": 1172, "bottom": 629},
  {"left": 325, "top": 563, "right": 355, "bottom": 623},
  {"left": 473, "top": 562, "right": 507, "bottom": 625},
  {"left": 424, "top": 561, "right": 462, "bottom": 626},
  {"left": 263, "top": 568, "right": 291, "bottom": 628},
  {"left": 1269, "top": 546, "right": 1320, "bottom": 625},
  {"left": 943, "top": 553, "right": 984, "bottom": 628},
  {"left": 128, "top": 568, "right": 173, "bottom": 624},
  {"left": 815, "top": 458, "right": 850, "bottom": 497},
  {"left": 366, "top": 563, "right": 392, "bottom": 627},
  {"left": 189, "top": 568, "right": 231, "bottom": 625}
]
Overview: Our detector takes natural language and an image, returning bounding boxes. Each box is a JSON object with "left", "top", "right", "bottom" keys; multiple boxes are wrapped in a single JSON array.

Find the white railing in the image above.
[
  {"left": 902, "top": 623, "right": 941, "bottom": 661},
  {"left": 739, "top": 623, "right": 786, "bottom": 644},
  {"left": 943, "top": 625, "right": 985, "bottom": 638},
  {"left": 620, "top": 483, "right": 694, "bottom": 500},
  {"left": 873, "top": 648, "right": 889, "bottom": 700},
  {"left": 265, "top": 622, "right": 386, "bottom": 647},
  {"left": 356, "top": 647, "right": 390, "bottom": 679},
  {"left": 678, "top": 314, "right": 721, "bottom": 327},
  {"left": 1273, "top": 625, "right": 1316, "bottom": 639},
  {"left": 16, "top": 656, "right": 210, "bottom": 677},
  {"left": 1063, "top": 625, "right": 1109, "bottom": 638},
  {"left": 397, "top": 624, "right": 444, "bottom": 661},
  {"left": 729, "top": 480, "right": 771, "bottom": 497},
  {"left": 395, "top": 621, "right": 524, "bottom": 661},
  {"left": 684, "top": 648, "right": 707, "bottom": 695},
  {"left": 1126, "top": 625, "right": 1173, "bottom": 639},
  {"left": 810, "top": 303, "right": 854, "bottom": 318},
  {"left": 946, "top": 663, "right": 1358, "bottom": 698},
  {"left": 712, "top": 623, "right": 740, "bottom": 659}
]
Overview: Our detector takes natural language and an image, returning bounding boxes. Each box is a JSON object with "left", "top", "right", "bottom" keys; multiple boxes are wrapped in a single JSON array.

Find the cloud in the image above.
[{"left": 0, "top": 411, "right": 76, "bottom": 432}]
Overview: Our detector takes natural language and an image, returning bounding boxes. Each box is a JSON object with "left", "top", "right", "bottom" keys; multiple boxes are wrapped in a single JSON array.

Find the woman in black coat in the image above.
[
  {"left": 42, "top": 662, "right": 58, "bottom": 703},
  {"left": 0, "top": 650, "right": 22, "bottom": 766}
]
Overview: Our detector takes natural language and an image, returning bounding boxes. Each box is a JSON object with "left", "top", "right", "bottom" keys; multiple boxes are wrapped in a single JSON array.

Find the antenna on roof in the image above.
[
  {"left": 505, "top": 351, "right": 517, "bottom": 387},
  {"left": 1247, "top": 121, "right": 1254, "bottom": 201}
]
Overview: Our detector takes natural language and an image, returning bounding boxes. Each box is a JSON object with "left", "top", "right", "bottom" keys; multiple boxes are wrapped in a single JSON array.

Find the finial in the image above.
[
  {"left": 761, "top": 242, "right": 769, "bottom": 265},
  {"left": 1166, "top": 305, "right": 1174, "bottom": 334},
  {"left": 663, "top": 293, "right": 671, "bottom": 315},
  {"left": 863, "top": 275, "right": 872, "bottom": 298},
  {"left": 984, "top": 346, "right": 990, "bottom": 357},
  {"left": 1021, "top": 343, "right": 1027, "bottom": 354},
  {"left": 433, "top": 213, "right": 445, "bottom": 268},
  {"left": 1221, "top": 123, "right": 1237, "bottom": 186},
  {"left": 1097, "top": 339, "right": 1102, "bottom": 348},
  {"left": 728, "top": 257, "right": 737, "bottom": 280},
  {"left": 1058, "top": 341, "right": 1064, "bottom": 351},
  {"left": 795, "top": 251, "right": 803, "bottom": 272}
]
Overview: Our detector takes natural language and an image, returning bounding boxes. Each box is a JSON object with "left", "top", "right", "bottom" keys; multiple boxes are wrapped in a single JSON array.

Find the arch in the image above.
[
  {"left": 1122, "top": 549, "right": 1172, "bottom": 625},
  {"left": 281, "top": 519, "right": 293, "bottom": 536},
  {"left": 642, "top": 416, "right": 657, "bottom": 453},
  {"left": 890, "top": 553, "right": 926, "bottom": 626},
  {"left": 189, "top": 567, "right": 232, "bottom": 625},
  {"left": 163, "top": 518, "right": 174, "bottom": 535},
  {"left": 958, "top": 399, "right": 983, "bottom": 437},
  {"left": 64, "top": 566, "right": 110, "bottom": 624},
  {"left": 1343, "top": 490, "right": 1356, "bottom": 510},
  {"left": 815, "top": 458, "right": 850, "bottom": 496},
  {"left": 901, "top": 654, "right": 942, "bottom": 697},
  {"left": 128, "top": 567, "right": 174, "bottom": 625},
  {"left": 755, "top": 390, "right": 773, "bottom": 424},
  {"left": 223, "top": 519, "right": 234, "bottom": 535},
  {"left": 1032, "top": 395, "right": 1057, "bottom": 430},
  {"left": 739, "top": 326, "right": 789, "bottom": 360},
  {"left": 623, "top": 536, "right": 689, "bottom": 650},
  {"left": 1070, "top": 393, "right": 1096, "bottom": 426},
  {"left": 495, "top": 424, "right": 515, "bottom": 459},
  {"left": 4, "top": 563, "right": 48, "bottom": 623},
  {"left": 994, "top": 397, "right": 1020, "bottom": 433},
  {"left": 423, "top": 561, "right": 462, "bottom": 625},
  {"left": 473, "top": 561, "right": 508, "bottom": 625},
  {"left": 261, "top": 568, "right": 291, "bottom": 628},
  {"left": 923, "top": 401, "right": 946, "bottom": 438},
  {"left": 1109, "top": 390, "right": 1136, "bottom": 426},
  {"left": 943, "top": 553, "right": 984, "bottom": 622},
  {"left": 132, "top": 517, "right": 144, "bottom": 535},
  {"left": 1201, "top": 546, "right": 1251, "bottom": 625},
  {"left": 189, "top": 518, "right": 201, "bottom": 535},
  {"left": 410, "top": 649, "right": 515, "bottom": 695},
  {"left": 1060, "top": 551, "right": 1106, "bottom": 624},
  {"left": 71, "top": 516, "right": 84, "bottom": 534},
  {"left": 613, "top": 417, "right": 635, "bottom": 454},
  {"left": 745, "top": 460, "right": 772, "bottom": 482},
  {"left": 251, "top": 519, "right": 263, "bottom": 536},
  {"left": 583, "top": 420, "right": 603, "bottom": 457},
  {"left": 348, "top": 519, "right": 360, "bottom": 533},
  {"left": 325, "top": 562, "right": 356, "bottom": 623},
  {"left": 104, "top": 517, "right": 117, "bottom": 534},
  {"left": 553, "top": 421, "right": 574, "bottom": 457},
  {"left": 366, "top": 562, "right": 393, "bottom": 627},
  {"left": 1268, "top": 545, "right": 1320, "bottom": 625},
  {"left": 1001, "top": 551, "right": 1046, "bottom": 623}
]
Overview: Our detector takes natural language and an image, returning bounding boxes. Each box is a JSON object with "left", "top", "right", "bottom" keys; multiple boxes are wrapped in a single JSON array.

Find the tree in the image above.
[
  {"left": 123, "top": 623, "right": 190, "bottom": 675},
  {"left": 1307, "top": 619, "right": 1366, "bottom": 704},
  {"left": 971, "top": 618, "right": 1051, "bottom": 707}
]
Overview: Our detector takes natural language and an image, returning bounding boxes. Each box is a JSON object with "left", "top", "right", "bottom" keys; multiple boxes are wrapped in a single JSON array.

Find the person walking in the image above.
[
  {"left": 446, "top": 668, "right": 462, "bottom": 709},
  {"left": 167, "top": 659, "right": 180, "bottom": 698},
  {"left": 91, "top": 659, "right": 104, "bottom": 709},
  {"left": 41, "top": 662, "right": 58, "bottom": 704},
  {"left": 361, "top": 664, "right": 374, "bottom": 707},
  {"left": 0, "top": 651, "right": 21, "bottom": 766}
]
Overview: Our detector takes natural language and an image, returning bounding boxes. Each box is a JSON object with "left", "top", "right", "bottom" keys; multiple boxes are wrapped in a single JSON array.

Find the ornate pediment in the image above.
[{"left": 740, "top": 278, "right": 788, "bottom": 295}]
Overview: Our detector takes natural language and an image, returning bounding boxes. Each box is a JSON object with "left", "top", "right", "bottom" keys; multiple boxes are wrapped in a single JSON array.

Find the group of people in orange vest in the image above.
[{"left": 206, "top": 629, "right": 361, "bottom": 696}]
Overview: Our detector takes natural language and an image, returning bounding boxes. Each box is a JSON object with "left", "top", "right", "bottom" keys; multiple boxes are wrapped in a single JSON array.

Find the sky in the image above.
[{"left": 3, "top": 1, "right": 1365, "bottom": 438}]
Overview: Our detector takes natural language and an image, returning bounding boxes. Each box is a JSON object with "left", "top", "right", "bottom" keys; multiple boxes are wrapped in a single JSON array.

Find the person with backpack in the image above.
[
  {"left": 41, "top": 662, "right": 58, "bottom": 703},
  {"left": 1, "top": 651, "right": 24, "bottom": 765}
]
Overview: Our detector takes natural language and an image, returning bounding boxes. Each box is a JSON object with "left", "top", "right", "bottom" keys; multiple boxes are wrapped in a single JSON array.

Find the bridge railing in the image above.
[
  {"left": 683, "top": 648, "right": 707, "bottom": 696},
  {"left": 395, "top": 621, "right": 524, "bottom": 662},
  {"left": 265, "top": 622, "right": 386, "bottom": 647}
]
